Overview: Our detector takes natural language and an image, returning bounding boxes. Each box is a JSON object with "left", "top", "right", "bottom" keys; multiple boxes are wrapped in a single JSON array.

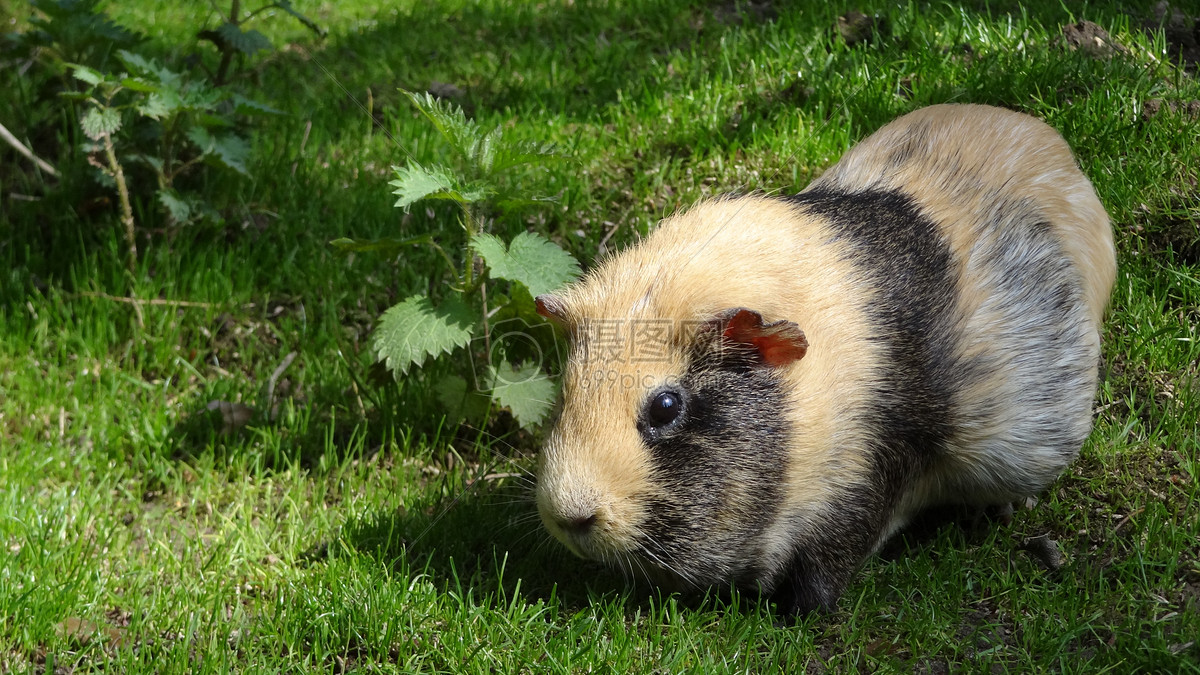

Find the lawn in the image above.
[{"left": 1, "top": 0, "right": 1198, "bottom": 672}]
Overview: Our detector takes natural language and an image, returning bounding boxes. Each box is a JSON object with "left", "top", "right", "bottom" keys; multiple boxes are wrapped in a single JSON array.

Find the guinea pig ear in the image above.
[
  {"left": 709, "top": 308, "right": 808, "bottom": 368},
  {"left": 535, "top": 294, "right": 570, "bottom": 326}
]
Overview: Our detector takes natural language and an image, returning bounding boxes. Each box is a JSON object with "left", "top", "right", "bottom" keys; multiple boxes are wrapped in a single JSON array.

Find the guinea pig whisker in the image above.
[
  {"left": 634, "top": 531, "right": 696, "bottom": 589},
  {"left": 614, "top": 552, "right": 638, "bottom": 585},
  {"left": 509, "top": 475, "right": 539, "bottom": 491},
  {"left": 508, "top": 514, "right": 546, "bottom": 530},
  {"left": 508, "top": 526, "right": 548, "bottom": 553},
  {"left": 628, "top": 553, "right": 650, "bottom": 585},
  {"left": 530, "top": 533, "right": 557, "bottom": 559},
  {"left": 454, "top": 422, "right": 540, "bottom": 465},
  {"left": 482, "top": 498, "right": 537, "bottom": 509}
]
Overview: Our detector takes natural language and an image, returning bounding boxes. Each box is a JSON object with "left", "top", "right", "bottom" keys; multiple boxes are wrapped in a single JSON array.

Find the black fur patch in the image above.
[
  {"left": 773, "top": 187, "right": 964, "bottom": 613},
  {"left": 797, "top": 188, "right": 961, "bottom": 474},
  {"left": 636, "top": 337, "right": 792, "bottom": 587}
]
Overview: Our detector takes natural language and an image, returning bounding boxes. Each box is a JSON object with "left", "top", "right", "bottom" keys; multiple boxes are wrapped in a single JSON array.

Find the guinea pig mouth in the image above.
[
  {"left": 539, "top": 511, "right": 611, "bottom": 559},
  {"left": 555, "top": 530, "right": 599, "bottom": 559},
  {"left": 538, "top": 515, "right": 713, "bottom": 590},
  {"left": 537, "top": 501, "right": 637, "bottom": 562}
]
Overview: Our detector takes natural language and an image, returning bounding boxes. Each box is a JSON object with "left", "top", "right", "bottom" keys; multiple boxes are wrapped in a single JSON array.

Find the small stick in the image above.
[
  {"left": 100, "top": 131, "right": 137, "bottom": 276},
  {"left": 1112, "top": 507, "right": 1145, "bottom": 533},
  {"left": 266, "top": 351, "right": 297, "bottom": 410},
  {"left": 292, "top": 119, "right": 313, "bottom": 177},
  {"left": 598, "top": 219, "right": 620, "bottom": 255},
  {"left": 74, "top": 290, "right": 255, "bottom": 309},
  {"left": 480, "top": 280, "right": 491, "bottom": 364},
  {"left": 0, "top": 119, "right": 59, "bottom": 177},
  {"left": 347, "top": 375, "right": 367, "bottom": 417}
]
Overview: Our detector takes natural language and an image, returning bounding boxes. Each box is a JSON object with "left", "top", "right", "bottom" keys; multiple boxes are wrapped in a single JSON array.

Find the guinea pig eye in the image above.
[{"left": 646, "top": 391, "right": 683, "bottom": 427}]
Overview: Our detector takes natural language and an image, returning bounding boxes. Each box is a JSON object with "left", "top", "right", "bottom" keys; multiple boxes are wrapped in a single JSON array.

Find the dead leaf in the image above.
[
  {"left": 1021, "top": 535, "right": 1067, "bottom": 571},
  {"left": 427, "top": 80, "right": 466, "bottom": 101},
  {"left": 837, "top": 11, "right": 886, "bottom": 46},
  {"left": 1059, "top": 21, "right": 1130, "bottom": 58},
  {"left": 206, "top": 400, "right": 255, "bottom": 433},
  {"left": 57, "top": 616, "right": 126, "bottom": 647}
]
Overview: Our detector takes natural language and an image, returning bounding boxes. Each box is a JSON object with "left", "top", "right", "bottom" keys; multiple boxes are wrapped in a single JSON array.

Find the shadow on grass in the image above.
[
  {"left": 330, "top": 478, "right": 645, "bottom": 613},
  {"left": 326, "top": 476, "right": 1018, "bottom": 620},
  {"left": 331, "top": 472, "right": 819, "bottom": 619},
  {"left": 164, "top": 368, "right": 453, "bottom": 473}
]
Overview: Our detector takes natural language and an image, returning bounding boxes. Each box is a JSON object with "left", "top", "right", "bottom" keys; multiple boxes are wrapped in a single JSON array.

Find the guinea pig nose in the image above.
[{"left": 558, "top": 512, "right": 598, "bottom": 535}]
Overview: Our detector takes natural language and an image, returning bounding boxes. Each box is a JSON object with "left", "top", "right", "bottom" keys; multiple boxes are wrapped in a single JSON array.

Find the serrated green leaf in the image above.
[
  {"left": 157, "top": 87, "right": 185, "bottom": 114},
  {"left": 70, "top": 64, "right": 104, "bottom": 86},
  {"left": 329, "top": 234, "right": 434, "bottom": 254},
  {"left": 191, "top": 200, "right": 223, "bottom": 226},
  {"left": 38, "top": 3, "right": 142, "bottom": 47},
  {"left": 229, "top": 93, "right": 281, "bottom": 115},
  {"left": 434, "top": 375, "right": 492, "bottom": 424},
  {"left": 120, "top": 76, "right": 158, "bottom": 93},
  {"left": 470, "top": 233, "right": 508, "bottom": 269},
  {"left": 137, "top": 90, "right": 181, "bottom": 119},
  {"left": 274, "top": 0, "right": 326, "bottom": 36},
  {"left": 216, "top": 22, "right": 272, "bottom": 55},
  {"left": 115, "top": 49, "right": 155, "bottom": 75},
  {"left": 373, "top": 295, "right": 476, "bottom": 376},
  {"left": 211, "top": 133, "right": 250, "bottom": 175},
  {"left": 401, "top": 89, "right": 480, "bottom": 163},
  {"left": 186, "top": 125, "right": 215, "bottom": 153},
  {"left": 158, "top": 189, "right": 191, "bottom": 224},
  {"left": 181, "top": 87, "right": 223, "bottom": 113},
  {"left": 490, "top": 140, "right": 559, "bottom": 174},
  {"left": 472, "top": 231, "right": 581, "bottom": 297},
  {"left": 80, "top": 106, "right": 121, "bottom": 140},
  {"left": 389, "top": 162, "right": 492, "bottom": 210},
  {"left": 183, "top": 127, "right": 248, "bottom": 174},
  {"left": 488, "top": 361, "right": 555, "bottom": 428},
  {"left": 241, "top": 28, "right": 273, "bottom": 53},
  {"left": 127, "top": 153, "right": 164, "bottom": 173},
  {"left": 390, "top": 163, "right": 453, "bottom": 209},
  {"left": 472, "top": 126, "right": 501, "bottom": 173},
  {"left": 115, "top": 50, "right": 183, "bottom": 92}
]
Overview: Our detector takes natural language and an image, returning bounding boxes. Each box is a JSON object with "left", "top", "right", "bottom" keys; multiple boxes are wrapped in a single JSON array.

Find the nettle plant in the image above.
[
  {"left": 23, "top": 0, "right": 318, "bottom": 275},
  {"left": 197, "top": 0, "right": 325, "bottom": 85},
  {"left": 335, "top": 91, "right": 580, "bottom": 429},
  {"left": 67, "top": 50, "right": 268, "bottom": 272}
]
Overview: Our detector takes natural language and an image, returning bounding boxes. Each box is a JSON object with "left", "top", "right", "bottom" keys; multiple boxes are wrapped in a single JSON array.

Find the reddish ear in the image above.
[
  {"left": 535, "top": 294, "right": 569, "bottom": 325},
  {"left": 712, "top": 308, "right": 808, "bottom": 367}
]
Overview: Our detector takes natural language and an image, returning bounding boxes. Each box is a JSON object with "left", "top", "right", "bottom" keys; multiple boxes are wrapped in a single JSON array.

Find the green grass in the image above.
[{"left": 2, "top": 0, "right": 1199, "bottom": 672}]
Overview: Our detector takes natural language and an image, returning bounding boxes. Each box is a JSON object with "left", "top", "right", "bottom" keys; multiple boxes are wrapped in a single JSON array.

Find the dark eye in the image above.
[{"left": 646, "top": 391, "right": 683, "bottom": 427}]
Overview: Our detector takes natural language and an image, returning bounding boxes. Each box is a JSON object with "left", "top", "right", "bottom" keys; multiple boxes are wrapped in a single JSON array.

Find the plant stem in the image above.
[
  {"left": 215, "top": 0, "right": 241, "bottom": 85},
  {"left": 102, "top": 131, "right": 137, "bottom": 276},
  {"left": 480, "top": 280, "right": 491, "bottom": 363},
  {"left": 461, "top": 204, "right": 478, "bottom": 291},
  {"left": 425, "top": 240, "right": 459, "bottom": 282}
]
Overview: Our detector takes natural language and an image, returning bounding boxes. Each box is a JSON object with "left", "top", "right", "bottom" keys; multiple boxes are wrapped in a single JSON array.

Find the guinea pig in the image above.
[{"left": 533, "top": 103, "right": 1116, "bottom": 615}]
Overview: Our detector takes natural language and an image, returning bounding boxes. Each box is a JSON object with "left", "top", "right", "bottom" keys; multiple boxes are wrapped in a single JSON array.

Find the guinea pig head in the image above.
[{"left": 535, "top": 295, "right": 808, "bottom": 588}]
